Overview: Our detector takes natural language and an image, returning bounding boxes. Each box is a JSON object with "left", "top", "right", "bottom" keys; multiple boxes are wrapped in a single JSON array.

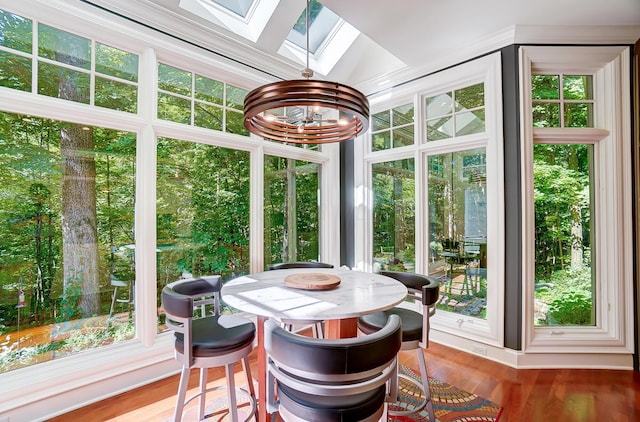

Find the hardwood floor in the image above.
[{"left": 47, "top": 341, "right": 640, "bottom": 422}]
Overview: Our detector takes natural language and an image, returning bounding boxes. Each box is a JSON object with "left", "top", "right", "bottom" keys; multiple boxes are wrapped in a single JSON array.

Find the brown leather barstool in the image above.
[
  {"left": 265, "top": 314, "right": 402, "bottom": 421},
  {"left": 358, "top": 271, "right": 439, "bottom": 420},
  {"left": 162, "top": 276, "right": 256, "bottom": 422}
]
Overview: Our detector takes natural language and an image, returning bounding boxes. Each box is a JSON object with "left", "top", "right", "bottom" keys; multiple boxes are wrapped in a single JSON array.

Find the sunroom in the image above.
[{"left": 0, "top": 0, "right": 638, "bottom": 420}]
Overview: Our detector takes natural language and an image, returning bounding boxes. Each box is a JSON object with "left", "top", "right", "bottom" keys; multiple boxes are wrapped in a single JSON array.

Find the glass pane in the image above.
[
  {"left": 455, "top": 83, "right": 484, "bottom": 111},
  {"left": 0, "top": 51, "right": 31, "bottom": 91},
  {"left": 158, "top": 93, "right": 191, "bottom": 124},
  {"left": 393, "top": 104, "right": 414, "bottom": 126},
  {"left": 194, "top": 102, "right": 223, "bottom": 131},
  {"left": 0, "top": 112, "right": 136, "bottom": 373},
  {"left": 531, "top": 75, "right": 559, "bottom": 100},
  {"left": 372, "top": 159, "right": 415, "bottom": 272},
  {"left": 372, "top": 131, "right": 390, "bottom": 151},
  {"left": 210, "top": 0, "right": 254, "bottom": 17},
  {"left": 532, "top": 102, "right": 560, "bottom": 128},
  {"left": 455, "top": 109, "right": 485, "bottom": 136},
  {"left": 428, "top": 148, "right": 487, "bottom": 320},
  {"left": 225, "top": 109, "right": 249, "bottom": 136},
  {"left": 95, "top": 77, "right": 137, "bottom": 113},
  {"left": 0, "top": 9, "right": 32, "bottom": 53},
  {"left": 38, "top": 62, "right": 90, "bottom": 104},
  {"left": 195, "top": 75, "right": 223, "bottom": 104},
  {"left": 425, "top": 92, "right": 453, "bottom": 119},
  {"left": 226, "top": 84, "right": 247, "bottom": 110},
  {"left": 426, "top": 116, "right": 453, "bottom": 141},
  {"left": 156, "top": 138, "right": 250, "bottom": 289},
  {"left": 394, "top": 125, "right": 414, "bottom": 147},
  {"left": 38, "top": 24, "right": 90, "bottom": 69},
  {"left": 564, "top": 103, "right": 594, "bottom": 128},
  {"left": 95, "top": 43, "right": 138, "bottom": 82},
  {"left": 264, "top": 156, "right": 320, "bottom": 267},
  {"left": 533, "top": 144, "right": 594, "bottom": 326},
  {"left": 158, "top": 63, "right": 191, "bottom": 96},
  {"left": 372, "top": 110, "right": 390, "bottom": 132},
  {"left": 288, "top": 0, "right": 340, "bottom": 54},
  {"left": 563, "top": 75, "right": 593, "bottom": 100}
]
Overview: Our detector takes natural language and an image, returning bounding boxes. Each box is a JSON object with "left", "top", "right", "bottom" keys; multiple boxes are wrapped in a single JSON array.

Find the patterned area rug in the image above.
[
  {"left": 389, "top": 365, "right": 503, "bottom": 422},
  {"left": 172, "top": 365, "right": 503, "bottom": 421}
]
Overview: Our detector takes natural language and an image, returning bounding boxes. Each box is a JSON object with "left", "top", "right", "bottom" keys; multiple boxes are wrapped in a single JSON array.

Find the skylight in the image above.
[
  {"left": 179, "top": 0, "right": 276, "bottom": 42},
  {"left": 286, "top": 0, "right": 340, "bottom": 55},
  {"left": 179, "top": 0, "right": 361, "bottom": 76},
  {"left": 279, "top": 0, "right": 359, "bottom": 76},
  {"left": 209, "top": 0, "right": 254, "bottom": 18}
]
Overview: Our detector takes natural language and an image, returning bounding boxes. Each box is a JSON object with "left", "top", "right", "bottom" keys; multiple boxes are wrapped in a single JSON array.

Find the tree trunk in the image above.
[
  {"left": 61, "top": 125, "right": 99, "bottom": 317},
  {"left": 57, "top": 32, "right": 99, "bottom": 317},
  {"left": 285, "top": 158, "right": 297, "bottom": 261},
  {"left": 570, "top": 204, "right": 583, "bottom": 268}
]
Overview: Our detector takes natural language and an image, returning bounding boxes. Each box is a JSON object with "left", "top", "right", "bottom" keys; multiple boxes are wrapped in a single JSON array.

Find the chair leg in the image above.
[
  {"left": 241, "top": 356, "right": 256, "bottom": 398},
  {"left": 198, "top": 367, "right": 208, "bottom": 421},
  {"left": 109, "top": 286, "right": 118, "bottom": 317},
  {"left": 311, "top": 321, "right": 324, "bottom": 339},
  {"left": 387, "top": 358, "right": 399, "bottom": 402},
  {"left": 416, "top": 348, "right": 435, "bottom": 422},
  {"left": 226, "top": 362, "right": 239, "bottom": 422},
  {"left": 173, "top": 366, "right": 191, "bottom": 422}
]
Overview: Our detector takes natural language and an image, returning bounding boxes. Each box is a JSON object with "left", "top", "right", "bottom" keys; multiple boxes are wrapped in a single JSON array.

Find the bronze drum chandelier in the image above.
[{"left": 243, "top": 0, "right": 369, "bottom": 144}]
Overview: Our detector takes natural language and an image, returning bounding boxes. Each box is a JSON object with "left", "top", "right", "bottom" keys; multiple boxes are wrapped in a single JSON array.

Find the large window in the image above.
[
  {"left": 264, "top": 156, "right": 320, "bottom": 267},
  {"left": 156, "top": 138, "right": 251, "bottom": 289},
  {"left": 428, "top": 149, "right": 487, "bottom": 320},
  {"left": 533, "top": 144, "right": 594, "bottom": 326},
  {"left": 372, "top": 159, "right": 415, "bottom": 271},
  {"left": 0, "top": 112, "right": 136, "bottom": 372},
  {"left": 521, "top": 46, "right": 633, "bottom": 354},
  {"left": 0, "top": 9, "right": 142, "bottom": 374},
  {"left": 357, "top": 53, "right": 504, "bottom": 345}
]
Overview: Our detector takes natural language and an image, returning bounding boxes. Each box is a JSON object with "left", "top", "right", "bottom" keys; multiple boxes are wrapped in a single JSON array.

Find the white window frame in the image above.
[
  {"left": 520, "top": 46, "right": 634, "bottom": 354},
  {"left": 355, "top": 53, "right": 505, "bottom": 346}
]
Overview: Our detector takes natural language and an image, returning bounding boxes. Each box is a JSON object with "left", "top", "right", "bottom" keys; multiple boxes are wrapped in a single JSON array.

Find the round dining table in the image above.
[{"left": 221, "top": 267, "right": 408, "bottom": 422}]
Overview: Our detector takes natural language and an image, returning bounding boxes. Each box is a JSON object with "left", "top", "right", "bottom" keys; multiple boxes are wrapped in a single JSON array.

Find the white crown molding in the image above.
[
  {"left": 514, "top": 24, "right": 640, "bottom": 45},
  {"left": 356, "top": 24, "right": 640, "bottom": 97}
]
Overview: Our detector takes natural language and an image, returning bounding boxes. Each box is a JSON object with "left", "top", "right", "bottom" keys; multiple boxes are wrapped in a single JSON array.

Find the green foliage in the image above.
[
  {"left": 372, "top": 159, "right": 415, "bottom": 269},
  {"left": 156, "top": 138, "right": 251, "bottom": 279},
  {"left": 264, "top": 156, "right": 320, "bottom": 266},
  {"left": 535, "top": 266, "right": 593, "bottom": 325},
  {"left": 0, "top": 322, "right": 134, "bottom": 372},
  {"left": 63, "top": 323, "right": 135, "bottom": 351},
  {"left": 57, "top": 274, "right": 83, "bottom": 322},
  {"left": 0, "top": 337, "right": 64, "bottom": 372},
  {"left": 533, "top": 144, "right": 590, "bottom": 279},
  {"left": 548, "top": 292, "right": 592, "bottom": 325}
]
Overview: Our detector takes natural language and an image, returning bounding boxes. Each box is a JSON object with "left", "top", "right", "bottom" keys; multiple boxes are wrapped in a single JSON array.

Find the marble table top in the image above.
[{"left": 221, "top": 268, "right": 408, "bottom": 321}]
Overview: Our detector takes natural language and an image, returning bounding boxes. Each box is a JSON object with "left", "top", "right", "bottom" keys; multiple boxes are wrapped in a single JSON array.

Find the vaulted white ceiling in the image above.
[{"left": 89, "top": 0, "right": 640, "bottom": 95}]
